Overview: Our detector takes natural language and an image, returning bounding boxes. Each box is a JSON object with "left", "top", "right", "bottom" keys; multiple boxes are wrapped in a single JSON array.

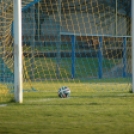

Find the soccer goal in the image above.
[{"left": 0, "top": 0, "right": 133, "bottom": 103}]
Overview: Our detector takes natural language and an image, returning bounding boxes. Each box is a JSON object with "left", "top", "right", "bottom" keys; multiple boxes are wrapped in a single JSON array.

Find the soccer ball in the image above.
[{"left": 58, "top": 86, "right": 71, "bottom": 98}]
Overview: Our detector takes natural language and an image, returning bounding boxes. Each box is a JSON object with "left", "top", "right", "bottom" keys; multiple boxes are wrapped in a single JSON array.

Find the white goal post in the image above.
[
  {"left": 132, "top": 0, "right": 134, "bottom": 93},
  {"left": 13, "top": 0, "right": 23, "bottom": 103}
]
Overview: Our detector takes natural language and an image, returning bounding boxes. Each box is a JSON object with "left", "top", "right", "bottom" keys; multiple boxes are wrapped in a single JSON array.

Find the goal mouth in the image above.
[{"left": 0, "top": 0, "right": 132, "bottom": 103}]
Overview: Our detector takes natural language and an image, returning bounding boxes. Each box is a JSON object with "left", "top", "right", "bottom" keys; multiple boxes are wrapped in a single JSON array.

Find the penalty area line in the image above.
[{"left": 0, "top": 104, "right": 7, "bottom": 107}]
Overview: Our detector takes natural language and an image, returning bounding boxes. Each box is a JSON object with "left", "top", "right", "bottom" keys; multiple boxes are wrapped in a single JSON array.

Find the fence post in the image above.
[
  {"left": 123, "top": 37, "right": 127, "bottom": 77},
  {"left": 98, "top": 36, "right": 103, "bottom": 79},
  {"left": 71, "top": 35, "right": 75, "bottom": 78}
]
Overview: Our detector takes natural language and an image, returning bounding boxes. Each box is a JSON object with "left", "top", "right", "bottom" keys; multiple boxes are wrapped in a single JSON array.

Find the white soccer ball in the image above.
[{"left": 58, "top": 86, "right": 71, "bottom": 98}]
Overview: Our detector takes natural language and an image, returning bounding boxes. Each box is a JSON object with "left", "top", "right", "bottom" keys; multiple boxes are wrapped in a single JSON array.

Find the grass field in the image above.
[
  {"left": 0, "top": 81, "right": 134, "bottom": 134},
  {"left": 0, "top": 55, "right": 132, "bottom": 134}
]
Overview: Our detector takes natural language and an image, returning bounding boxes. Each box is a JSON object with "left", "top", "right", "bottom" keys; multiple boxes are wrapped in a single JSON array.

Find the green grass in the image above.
[
  {"left": 0, "top": 54, "right": 132, "bottom": 133},
  {"left": 0, "top": 86, "right": 134, "bottom": 134}
]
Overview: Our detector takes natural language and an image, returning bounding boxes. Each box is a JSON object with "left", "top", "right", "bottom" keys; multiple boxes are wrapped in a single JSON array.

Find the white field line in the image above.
[
  {"left": 25, "top": 98, "right": 57, "bottom": 103},
  {"left": 0, "top": 104, "right": 7, "bottom": 107}
]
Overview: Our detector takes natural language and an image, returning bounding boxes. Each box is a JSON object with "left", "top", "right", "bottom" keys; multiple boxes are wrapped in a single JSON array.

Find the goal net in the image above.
[{"left": 0, "top": 0, "right": 132, "bottom": 102}]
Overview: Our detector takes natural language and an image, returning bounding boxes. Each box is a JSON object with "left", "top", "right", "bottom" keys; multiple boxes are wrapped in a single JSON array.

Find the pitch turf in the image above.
[{"left": 0, "top": 90, "right": 134, "bottom": 134}]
